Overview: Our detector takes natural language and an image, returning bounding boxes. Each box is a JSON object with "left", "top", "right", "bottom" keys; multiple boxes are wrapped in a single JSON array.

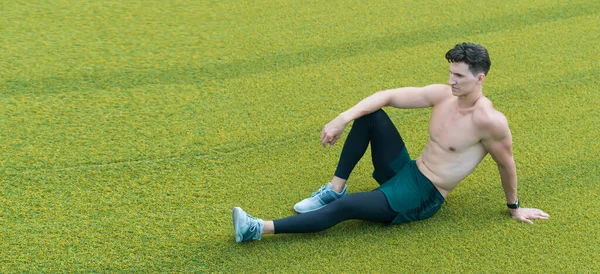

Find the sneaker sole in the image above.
[
  {"left": 232, "top": 207, "right": 244, "bottom": 243},
  {"left": 293, "top": 203, "right": 327, "bottom": 214}
]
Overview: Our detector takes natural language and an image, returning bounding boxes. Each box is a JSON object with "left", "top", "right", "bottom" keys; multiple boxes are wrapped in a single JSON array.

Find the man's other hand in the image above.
[
  {"left": 321, "top": 116, "right": 347, "bottom": 147},
  {"left": 510, "top": 208, "right": 550, "bottom": 224}
]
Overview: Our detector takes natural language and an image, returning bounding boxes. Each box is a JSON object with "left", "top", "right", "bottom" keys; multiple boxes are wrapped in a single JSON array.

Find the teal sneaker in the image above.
[
  {"left": 293, "top": 182, "right": 347, "bottom": 213},
  {"left": 232, "top": 207, "right": 264, "bottom": 243}
]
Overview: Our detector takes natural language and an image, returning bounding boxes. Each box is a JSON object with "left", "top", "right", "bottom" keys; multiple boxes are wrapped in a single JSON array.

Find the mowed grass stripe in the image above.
[
  {"left": 1, "top": 1, "right": 214, "bottom": 86},
  {"left": 2, "top": 13, "right": 598, "bottom": 173},
  {"left": 0, "top": 0, "right": 568, "bottom": 83},
  {"left": 172, "top": 1, "right": 600, "bottom": 79},
  {"left": 201, "top": 0, "right": 593, "bottom": 62},
  {"left": 2, "top": 1, "right": 599, "bottom": 96}
]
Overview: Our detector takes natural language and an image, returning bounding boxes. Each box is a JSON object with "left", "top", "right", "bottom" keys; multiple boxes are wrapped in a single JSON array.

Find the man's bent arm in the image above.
[
  {"left": 339, "top": 84, "right": 448, "bottom": 124},
  {"left": 321, "top": 84, "right": 449, "bottom": 147}
]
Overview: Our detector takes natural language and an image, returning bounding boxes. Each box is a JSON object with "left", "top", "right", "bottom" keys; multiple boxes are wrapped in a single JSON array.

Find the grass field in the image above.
[{"left": 1, "top": 0, "right": 599, "bottom": 272}]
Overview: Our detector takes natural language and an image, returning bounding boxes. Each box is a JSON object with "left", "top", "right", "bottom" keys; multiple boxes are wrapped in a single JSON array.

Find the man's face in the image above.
[{"left": 448, "top": 62, "right": 483, "bottom": 96}]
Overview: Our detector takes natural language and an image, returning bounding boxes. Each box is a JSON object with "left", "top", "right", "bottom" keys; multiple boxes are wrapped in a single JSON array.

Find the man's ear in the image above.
[{"left": 477, "top": 73, "right": 486, "bottom": 84}]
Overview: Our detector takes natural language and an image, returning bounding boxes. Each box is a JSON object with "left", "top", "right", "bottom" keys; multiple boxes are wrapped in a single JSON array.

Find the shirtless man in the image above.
[{"left": 232, "top": 42, "right": 549, "bottom": 243}]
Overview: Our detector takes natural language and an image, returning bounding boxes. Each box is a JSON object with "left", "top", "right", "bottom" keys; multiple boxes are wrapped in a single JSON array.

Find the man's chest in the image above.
[{"left": 429, "top": 107, "right": 482, "bottom": 152}]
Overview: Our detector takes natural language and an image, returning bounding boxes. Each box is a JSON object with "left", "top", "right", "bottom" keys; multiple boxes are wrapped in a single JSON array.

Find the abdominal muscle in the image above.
[{"left": 416, "top": 140, "right": 488, "bottom": 198}]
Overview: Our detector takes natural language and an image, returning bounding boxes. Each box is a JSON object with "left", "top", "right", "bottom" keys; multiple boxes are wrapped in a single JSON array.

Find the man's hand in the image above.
[
  {"left": 510, "top": 208, "right": 550, "bottom": 224},
  {"left": 321, "top": 116, "right": 348, "bottom": 147}
]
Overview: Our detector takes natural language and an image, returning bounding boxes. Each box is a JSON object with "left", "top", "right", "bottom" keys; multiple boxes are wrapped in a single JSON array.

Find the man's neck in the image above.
[{"left": 457, "top": 89, "right": 483, "bottom": 109}]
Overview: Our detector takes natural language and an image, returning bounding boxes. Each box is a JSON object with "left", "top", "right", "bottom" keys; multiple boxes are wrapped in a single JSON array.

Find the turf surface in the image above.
[{"left": 1, "top": 0, "right": 599, "bottom": 272}]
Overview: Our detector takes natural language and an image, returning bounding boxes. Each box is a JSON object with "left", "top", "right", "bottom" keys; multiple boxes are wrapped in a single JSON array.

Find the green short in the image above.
[{"left": 376, "top": 147, "right": 445, "bottom": 224}]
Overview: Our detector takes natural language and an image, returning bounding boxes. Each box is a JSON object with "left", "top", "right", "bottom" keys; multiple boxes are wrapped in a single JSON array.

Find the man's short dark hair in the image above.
[{"left": 445, "top": 43, "right": 491, "bottom": 76}]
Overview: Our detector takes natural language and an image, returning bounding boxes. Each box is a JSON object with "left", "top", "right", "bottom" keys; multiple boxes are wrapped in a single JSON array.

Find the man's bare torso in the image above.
[{"left": 417, "top": 87, "right": 498, "bottom": 197}]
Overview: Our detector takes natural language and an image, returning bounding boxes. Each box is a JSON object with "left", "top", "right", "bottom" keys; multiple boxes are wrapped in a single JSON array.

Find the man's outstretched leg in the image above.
[
  {"left": 234, "top": 189, "right": 397, "bottom": 243},
  {"left": 294, "top": 109, "right": 407, "bottom": 213}
]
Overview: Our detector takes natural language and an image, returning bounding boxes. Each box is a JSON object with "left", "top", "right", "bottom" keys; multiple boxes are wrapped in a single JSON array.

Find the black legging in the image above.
[{"left": 274, "top": 109, "right": 406, "bottom": 234}]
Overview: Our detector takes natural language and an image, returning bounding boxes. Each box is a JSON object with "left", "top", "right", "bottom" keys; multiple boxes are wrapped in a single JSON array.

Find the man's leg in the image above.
[
  {"left": 331, "top": 109, "right": 407, "bottom": 192},
  {"left": 293, "top": 109, "right": 407, "bottom": 213},
  {"left": 275, "top": 190, "right": 396, "bottom": 234},
  {"left": 233, "top": 189, "right": 397, "bottom": 242}
]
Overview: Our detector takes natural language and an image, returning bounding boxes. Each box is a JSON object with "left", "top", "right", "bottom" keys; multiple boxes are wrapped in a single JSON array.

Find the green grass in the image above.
[{"left": 1, "top": 0, "right": 599, "bottom": 272}]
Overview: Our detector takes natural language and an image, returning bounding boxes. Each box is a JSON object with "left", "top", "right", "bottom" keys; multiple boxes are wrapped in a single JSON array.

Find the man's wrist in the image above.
[
  {"left": 507, "top": 199, "right": 520, "bottom": 209},
  {"left": 338, "top": 112, "right": 353, "bottom": 125}
]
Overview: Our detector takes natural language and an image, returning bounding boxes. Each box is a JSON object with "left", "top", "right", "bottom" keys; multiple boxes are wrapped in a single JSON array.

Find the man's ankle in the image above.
[
  {"left": 331, "top": 182, "right": 346, "bottom": 194},
  {"left": 331, "top": 177, "right": 347, "bottom": 193}
]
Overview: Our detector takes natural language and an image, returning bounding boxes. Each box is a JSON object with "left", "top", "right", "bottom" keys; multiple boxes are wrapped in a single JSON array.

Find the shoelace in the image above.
[
  {"left": 246, "top": 214, "right": 260, "bottom": 233},
  {"left": 310, "top": 185, "right": 327, "bottom": 197}
]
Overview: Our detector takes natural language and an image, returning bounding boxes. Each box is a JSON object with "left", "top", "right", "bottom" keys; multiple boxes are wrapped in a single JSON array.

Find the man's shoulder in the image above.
[
  {"left": 423, "top": 84, "right": 453, "bottom": 104},
  {"left": 424, "top": 84, "right": 452, "bottom": 94},
  {"left": 473, "top": 99, "right": 510, "bottom": 139}
]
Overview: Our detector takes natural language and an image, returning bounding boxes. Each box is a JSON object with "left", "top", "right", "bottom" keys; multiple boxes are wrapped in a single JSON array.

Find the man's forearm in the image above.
[
  {"left": 339, "top": 91, "right": 391, "bottom": 123},
  {"left": 499, "top": 164, "right": 518, "bottom": 204}
]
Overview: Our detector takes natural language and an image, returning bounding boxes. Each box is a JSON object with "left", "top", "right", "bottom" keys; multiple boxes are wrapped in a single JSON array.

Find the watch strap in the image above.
[{"left": 507, "top": 199, "right": 520, "bottom": 209}]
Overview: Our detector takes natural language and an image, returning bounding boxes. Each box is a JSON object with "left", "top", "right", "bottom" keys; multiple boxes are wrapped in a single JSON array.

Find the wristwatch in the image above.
[{"left": 507, "top": 199, "right": 520, "bottom": 209}]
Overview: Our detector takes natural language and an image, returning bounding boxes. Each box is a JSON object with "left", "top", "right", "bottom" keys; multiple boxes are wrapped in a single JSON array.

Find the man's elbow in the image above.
[
  {"left": 378, "top": 90, "right": 394, "bottom": 106},
  {"left": 497, "top": 160, "right": 516, "bottom": 173}
]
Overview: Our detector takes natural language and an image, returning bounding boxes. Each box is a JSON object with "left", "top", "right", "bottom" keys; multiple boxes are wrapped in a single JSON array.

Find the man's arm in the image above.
[
  {"left": 321, "top": 84, "right": 450, "bottom": 147},
  {"left": 480, "top": 114, "right": 518, "bottom": 204},
  {"left": 480, "top": 112, "right": 550, "bottom": 224},
  {"left": 338, "top": 84, "right": 449, "bottom": 124}
]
